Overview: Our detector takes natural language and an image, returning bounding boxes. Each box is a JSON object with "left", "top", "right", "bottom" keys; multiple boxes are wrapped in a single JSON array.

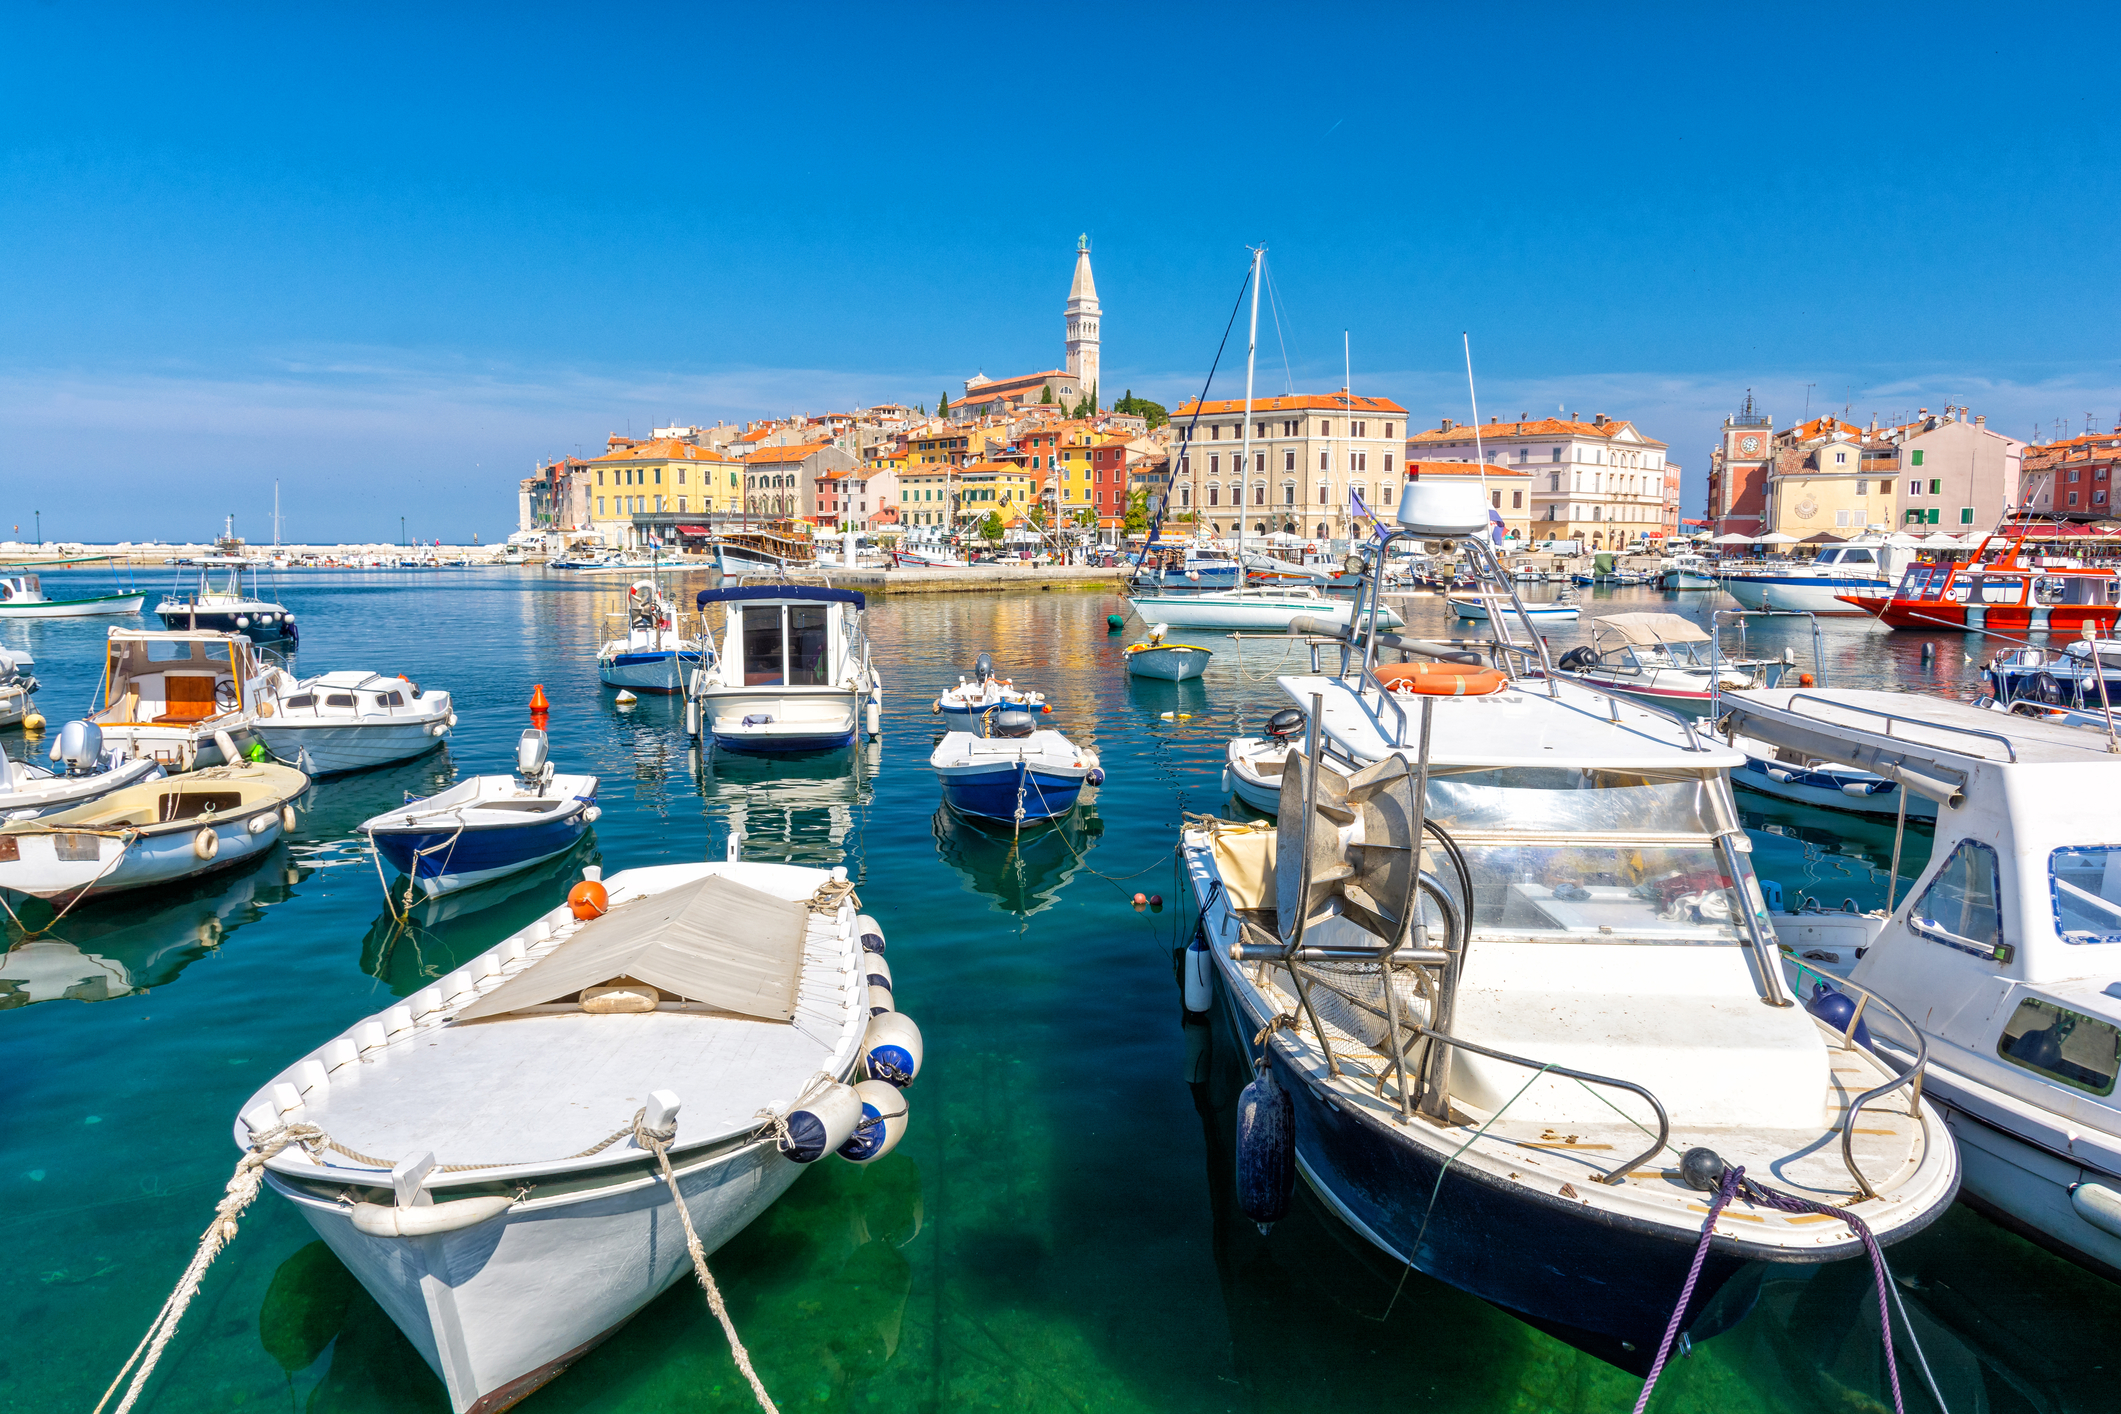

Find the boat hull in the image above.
[
  {"left": 1720, "top": 575, "right": 1888, "bottom": 616},
  {"left": 1732, "top": 754, "right": 1939, "bottom": 819},
  {"left": 1125, "top": 645, "right": 1210, "bottom": 681},
  {"left": 1125, "top": 595, "right": 1403, "bottom": 631},
  {"left": 267, "top": 1138, "right": 805, "bottom": 1414},
  {"left": 699, "top": 687, "right": 861, "bottom": 756},
  {"left": 369, "top": 811, "right": 592, "bottom": 898},
  {"left": 0, "top": 592, "right": 146, "bottom": 618},
  {"left": 938, "top": 761, "right": 1087, "bottom": 821},
  {"left": 253, "top": 720, "right": 450, "bottom": 776},
  {"left": 1659, "top": 572, "right": 1719, "bottom": 590},
  {"left": 1846, "top": 595, "right": 2121, "bottom": 636},
  {"left": 1448, "top": 598, "right": 1580, "bottom": 623},
  {"left": 0, "top": 757, "right": 165, "bottom": 823},
  {"left": 155, "top": 606, "right": 295, "bottom": 638},
  {"left": 597, "top": 650, "right": 704, "bottom": 694},
  {"left": 0, "top": 810, "right": 285, "bottom": 901}
]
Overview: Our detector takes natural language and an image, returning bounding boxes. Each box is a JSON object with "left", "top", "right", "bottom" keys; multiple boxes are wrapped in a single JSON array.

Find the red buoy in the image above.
[
  {"left": 529, "top": 684, "right": 551, "bottom": 714},
  {"left": 568, "top": 880, "right": 609, "bottom": 919}
]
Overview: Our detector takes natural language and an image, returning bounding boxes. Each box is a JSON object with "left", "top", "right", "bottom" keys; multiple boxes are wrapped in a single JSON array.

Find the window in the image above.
[
  {"left": 1928, "top": 507, "right": 1941, "bottom": 524},
  {"left": 1857, "top": 481, "right": 1868, "bottom": 497},
  {"left": 1908, "top": 840, "right": 2006, "bottom": 959},
  {"left": 655, "top": 468, "right": 663, "bottom": 484},
  {"left": 1552, "top": 448, "right": 1563, "bottom": 462},
  {"left": 1835, "top": 509, "right": 1852, "bottom": 528},
  {"left": 1208, "top": 485, "right": 1220, "bottom": 506},
  {"left": 1255, "top": 453, "right": 1266, "bottom": 473},
  {"left": 1316, "top": 484, "right": 1327, "bottom": 504},
  {"left": 1512, "top": 490, "right": 1523, "bottom": 509},
  {"left": 1930, "top": 479, "right": 1942, "bottom": 495},
  {"left": 1353, "top": 421, "right": 1366, "bottom": 437},
  {"left": 1834, "top": 451, "right": 1847, "bottom": 464},
  {"left": 1383, "top": 454, "right": 1393, "bottom": 473},
  {"left": 597, "top": 497, "right": 606, "bottom": 515},
  {"left": 1283, "top": 484, "right": 1295, "bottom": 505},
  {"left": 1908, "top": 479, "right": 1922, "bottom": 497},
  {"left": 1209, "top": 455, "right": 1220, "bottom": 475},
  {"left": 1997, "top": 997, "right": 2118, "bottom": 1095},
  {"left": 1319, "top": 452, "right": 1330, "bottom": 472},
  {"left": 1491, "top": 491, "right": 1502, "bottom": 509},
  {"left": 2048, "top": 845, "right": 2121, "bottom": 945},
  {"left": 1382, "top": 483, "right": 1394, "bottom": 504},
  {"left": 2099, "top": 491, "right": 2110, "bottom": 506},
  {"left": 1284, "top": 450, "right": 1296, "bottom": 472},
  {"left": 2071, "top": 469, "right": 2082, "bottom": 483},
  {"left": 1319, "top": 421, "right": 1331, "bottom": 437},
  {"left": 1961, "top": 507, "right": 1975, "bottom": 523},
  {"left": 1210, "top": 424, "right": 1220, "bottom": 440},
  {"left": 1384, "top": 423, "right": 1394, "bottom": 439},
  {"left": 678, "top": 497, "right": 687, "bottom": 512},
  {"left": 1912, "top": 450, "right": 1925, "bottom": 467},
  {"left": 1254, "top": 484, "right": 1266, "bottom": 505},
  {"left": 1179, "top": 487, "right": 1190, "bottom": 507}
]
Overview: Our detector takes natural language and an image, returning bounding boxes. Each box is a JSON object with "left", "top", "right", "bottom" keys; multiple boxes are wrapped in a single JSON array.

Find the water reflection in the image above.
[
  {"left": 358, "top": 839, "right": 600, "bottom": 995},
  {"left": 0, "top": 845, "right": 298, "bottom": 1006},
  {"left": 698, "top": 744, "right": 879, "bottom": 867},
  {"left": 1738, "top": 794, "right": 1936, "bottom": 912},
  {"left": 930, "top": 803, "right": 1101, "bottom": 917}
]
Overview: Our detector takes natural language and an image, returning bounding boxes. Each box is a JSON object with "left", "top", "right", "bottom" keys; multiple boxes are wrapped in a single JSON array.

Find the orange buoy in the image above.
[
  {"left": 568, "top": 880, "right": 609, "bottom": 919},
  {"left": 1374, "top": 662, "right": 1508, "bottom": 697},
  {"left": 529, "top": 684, "right": 551, "bottom": 713},
  {"left": 1799, "top": 673, "right": 1815, "bottom": 687},
  {"left": 1132, "top": 892, "right": 1148, "bottom": 912}
]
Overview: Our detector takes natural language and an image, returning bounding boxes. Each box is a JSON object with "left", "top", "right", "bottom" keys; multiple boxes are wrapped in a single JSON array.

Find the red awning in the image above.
[{"left": 674, "top": 524, "right": 713, "bottom": 536}]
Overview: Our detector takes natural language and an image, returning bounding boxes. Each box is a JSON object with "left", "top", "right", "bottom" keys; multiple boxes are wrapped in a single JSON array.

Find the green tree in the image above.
[
  {"left": 1028, "top": 502, "right": 1048, "bottom": 529},
  {"left": 1073, "top": 507, "right": 1096, "bottom": 528},
  {"left": 979, "top": 511, "right": 1003, "bottom": 541},
  {"left": 938, "top": 393, "right": 950, "bottom": 418},
  {"left": 1113, "top": 390, "right": 1168, "bottom": 430},
  {"left": 1123, "top": 489, "right": 1150, "bottom": 533},
  {"left": 1041, "top": 384, "right": 1055, "bottom": 404}
]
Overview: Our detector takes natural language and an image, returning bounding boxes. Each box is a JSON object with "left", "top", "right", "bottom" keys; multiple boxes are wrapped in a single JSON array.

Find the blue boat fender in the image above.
[
  {"left": 863, "top": 952, "right": 893, "bottom": 993},
  {"left": 837, "top": 1079, "right": 910, "bottom": 1165},
  {"left": 1086, "top": 767, "right": 1105, "bottom": 786},
  {"left": 1805, "top": 982, "right": 1874, "bottom": 1049},
  {"left": 1182, "top": 928, "right": 1214, "bottom": 1014},
  {"left": 780, "top": 1081, "right": 864, "bottom": 1163},
  {"left": 1235, "top": 1064, "right": 1294, "bottom": 1233},
  {"left": 863, "top": 1011, "right": 924, "bottom": 1087},
  {"left": 856, "top": 914, "right": 886, "bottom": 954}
]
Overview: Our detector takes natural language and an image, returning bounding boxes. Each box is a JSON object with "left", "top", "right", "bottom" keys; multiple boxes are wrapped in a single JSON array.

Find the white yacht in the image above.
[
  {"left": 686, "top": 586, "right": 881, "bottom": 754},
  {"left": 0, "top": 571, "right": 146, "bottom": 618},
  {"left": 597, "top": 578, "right": 712, "bottom": 694},
  {"left": 1719, "top": 535, "right": 1920, "bottom": 616},
  {"left": 1723, "top": 687, "right": 2121, "bottom": 1279}
]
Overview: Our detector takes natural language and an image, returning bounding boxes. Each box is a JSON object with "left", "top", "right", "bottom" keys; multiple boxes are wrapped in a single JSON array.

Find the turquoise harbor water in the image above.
[{"left": 2, "top": 569, "right": 2116, "bottom": 1414}]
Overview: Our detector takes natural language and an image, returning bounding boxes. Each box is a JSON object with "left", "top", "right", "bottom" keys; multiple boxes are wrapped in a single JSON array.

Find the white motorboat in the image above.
[
  {"left": 86, "top": 628, "right": 278, "bottom": 769},
  {"left": 1223, "top": 707, "right": 1349, "bottom": 814},
  {"left": 1131, "top": 544, "right": 1244, "bottom": 589},
  {"left": 231, "top": 858, "right": 920, "bottom": 1414},
  {"left": 597, "top": 578, "right": 712, "bottom": 694},
  {"left": 930, "top": 711, "right": 1101, "bottom": 822},
  {"left": 935, "top": 653, "right": 1047, "bottom": 718},
  {"left": 0, "top": 759, "right": 306, "bottom": 901},
  {"left": 1174, "top": 484, "right": 1958, "bottom": 1359},
  {"left": 1126, "top": 586, "right": 1404, "bottom": 632},
  {"left": 0, "top": 571, "right": 146, "bottom": 618},
  {"left": 2, "top": 721, "right": 165, "bottom": 822},
  {"left": 0, "top": 646, "right": 37, "bottom": 727},
  {"left": 358, "top": 731, "right": 597, "bottom": 897},
  {"left": 251, "top": 669, "right": 456, "bottom": 776},
  {"left": 1123, "top": 623, "right": 1211, "bottom": 681},
  {"left": 1548, "top": 612, "right": 1781, "bottom": 713},
  {"left": 687, "top": 586, "right": 881, "bottom": 754},
  {"left": 1656, "top": 553, "right": 1719, "bottom": 590},
  {"left": 1721, "top": 688, "right": 2121, "bottom": 1280},
  {"left": 155, "top": 556, "right": 298, "bottom": 640},
  {"left": 1718, "top": 536, "right": 1919, "bottom": 616}
]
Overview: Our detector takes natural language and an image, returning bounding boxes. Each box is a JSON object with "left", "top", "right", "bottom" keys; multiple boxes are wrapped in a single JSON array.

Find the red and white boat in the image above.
[{"left": 1838, "top": 531, "right": 2121, "bottom": 633}]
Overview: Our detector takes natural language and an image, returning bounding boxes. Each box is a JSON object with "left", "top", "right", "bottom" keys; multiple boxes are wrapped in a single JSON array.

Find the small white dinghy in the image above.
[
  {"left": 1123, "top": 623, "right": 1211, "bottom": 682},
  {"left": 0, "top": 752, "right": 306, "bottom": 901},
  {"left": 223, "top": 860, "right": 922, "bottom": 1414},
  {"left": 1223, "top": 707, "right": 1349, "bottom": 814},
  {"left": 1, "top": 721, "right": 165, "bottom": 823},
  {"left": 358, "top": 732, "right": 599, "bottom": 898}
]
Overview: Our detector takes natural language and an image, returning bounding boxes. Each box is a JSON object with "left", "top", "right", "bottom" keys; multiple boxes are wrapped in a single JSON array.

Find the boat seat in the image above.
[{"left": 154, "top": 675, "right": 219, "bottom": 724}]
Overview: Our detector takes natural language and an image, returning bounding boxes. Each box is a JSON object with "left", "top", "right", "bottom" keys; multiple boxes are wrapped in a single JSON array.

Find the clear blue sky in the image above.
[{"left": 4, "top": 2, "right": 2116, "bottom": 544}]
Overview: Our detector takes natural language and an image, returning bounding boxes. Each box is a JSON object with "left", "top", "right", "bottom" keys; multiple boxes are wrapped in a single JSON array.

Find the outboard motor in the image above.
[
  {"left": 56, "top": 720, "right": 104, "bottom": 777},
  {"left": 516, "top": 728, "right": 553, "bottom": 785},
  {"left": 1556, "top": 645, "right": 1596, "bottom": 672},
  {"left": 1263, "top": 708, "right": 1306, "bottom": 742},
  {"left": 992, "top": 709, "right": 1036, "bottom": 740},
  {"left": 974, "top": 652, "right": 994, "bottom": 686}
]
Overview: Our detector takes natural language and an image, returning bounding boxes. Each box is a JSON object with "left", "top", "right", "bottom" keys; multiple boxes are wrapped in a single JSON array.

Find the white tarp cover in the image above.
[
  {"left": 454, "top": 874, "right": 809, "bottom": 1023},
  {"left": 1590, "top": 612, "right": 1711, "bottom": 646}
]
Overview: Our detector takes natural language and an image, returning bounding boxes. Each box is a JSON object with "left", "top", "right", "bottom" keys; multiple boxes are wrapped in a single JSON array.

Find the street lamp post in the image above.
[{"left": 400, "top": 516, "right": 406, "bottom": 547}]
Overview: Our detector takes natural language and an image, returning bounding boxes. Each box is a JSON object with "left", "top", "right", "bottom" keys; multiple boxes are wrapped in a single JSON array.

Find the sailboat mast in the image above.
[{"left": 1239, "top": 244, "right": 1262, "bottom": 572}]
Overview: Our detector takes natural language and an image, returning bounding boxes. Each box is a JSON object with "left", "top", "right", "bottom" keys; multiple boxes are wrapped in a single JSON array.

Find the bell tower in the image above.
[{"left": 1064, "top": 234, "right": 1100, "bottom": 406}]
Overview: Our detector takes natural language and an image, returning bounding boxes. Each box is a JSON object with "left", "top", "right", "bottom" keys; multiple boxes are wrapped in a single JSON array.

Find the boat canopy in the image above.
[
  {"left": 454, "top": 873, "right": 809, "bottom": 1023},
  {"left": 696, "top": 585, "right": 865, "bottom": 609},
  {"left": 1590, "top": 612, "right": 1711, "bottom": 646}
]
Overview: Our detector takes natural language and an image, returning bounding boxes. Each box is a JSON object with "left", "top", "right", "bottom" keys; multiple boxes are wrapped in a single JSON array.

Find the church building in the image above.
[{"left": 954, "top": 236, "right": 1101, "bottom": 419}]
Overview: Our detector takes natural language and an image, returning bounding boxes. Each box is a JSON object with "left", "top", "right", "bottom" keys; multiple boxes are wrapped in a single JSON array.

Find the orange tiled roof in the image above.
[
  {"left": 1407, "top": 460, "right": 1534, "bottom": 479},
  {"left": 586, "top": 437, "right": 732, "bottom": 464},
  {"left": 1174, "top": 393, "right": 1408, "bottom": 417},
  {"left": 744, "top": 442, "right": 837, "bottom": 465},
  {"left": 1409, "top": 417, "right": 1646, "bottom": 445}
]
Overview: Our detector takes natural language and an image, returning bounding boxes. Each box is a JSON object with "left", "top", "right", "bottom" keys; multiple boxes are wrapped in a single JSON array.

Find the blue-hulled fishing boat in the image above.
[
  {"left": 358, "top": 731, "right": 600, "bottom": 897},
  {"left": 930, "top": 711, "right": 1100, "bottom": 823},
  {"left": 597, "top": 577, "right": 712, "bottom": 694}
]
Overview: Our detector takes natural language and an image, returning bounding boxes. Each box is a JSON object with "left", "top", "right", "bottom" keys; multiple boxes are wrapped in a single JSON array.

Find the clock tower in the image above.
[{"left": 1707, "top": 390, "right": 1773, "bottom": 537}]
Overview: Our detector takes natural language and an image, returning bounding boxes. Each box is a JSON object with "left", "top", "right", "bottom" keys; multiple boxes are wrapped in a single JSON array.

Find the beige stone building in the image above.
[
  {"left": 1168, "top": 392, "right": 1408, "bottom": 542},
  {"left": 1407, "top": 413, "right": 1676, "bottom": 550}
]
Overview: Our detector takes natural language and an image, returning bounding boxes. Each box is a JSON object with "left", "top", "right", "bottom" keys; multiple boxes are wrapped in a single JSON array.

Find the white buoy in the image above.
[
  {"left": 781, "top": 1082, "right": 863, "bottom": 1163},
  {"left": 615, "top": 690, "right": 638, "bottom": 706},
  {"left": 1183, "top": 929, "right": 1214, "bottom": 1014},
  {"left": 836, "top": 1079, "right": 909, "bottom": 1165},
  {"left": 862, "top": 1011, "right": 923, "bottom": 1087}
]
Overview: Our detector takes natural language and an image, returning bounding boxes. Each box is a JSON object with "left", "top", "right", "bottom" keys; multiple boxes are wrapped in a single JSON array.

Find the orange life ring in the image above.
[{"left": 1374, "top": 662, "right": 1507, "bottom": 697}]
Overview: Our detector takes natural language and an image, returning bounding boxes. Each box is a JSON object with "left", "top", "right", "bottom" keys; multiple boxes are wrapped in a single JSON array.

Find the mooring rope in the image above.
[
  {"left": 805, "top": 878, "right": 859, "bottom": 915},
  {"left": 631, "top": 1109, "right": 780, "bottom": 1414},
  {"left": 93, "top": 1121, "right": 323, "bottom": 1414},
  {"left": 0, "top": 828, "right": 138, "bottom": 939}
]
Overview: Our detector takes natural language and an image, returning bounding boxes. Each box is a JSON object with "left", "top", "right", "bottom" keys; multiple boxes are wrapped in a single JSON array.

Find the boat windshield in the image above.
[
  {"left": 738, "top": 604, "right": 835, "bottom": 687},
  {"left": 2049, "top": 846, "right": 2121, "bottom": 944},
  {"left": 1425, "top": 770, "right": 1749, "bottom": 942}
]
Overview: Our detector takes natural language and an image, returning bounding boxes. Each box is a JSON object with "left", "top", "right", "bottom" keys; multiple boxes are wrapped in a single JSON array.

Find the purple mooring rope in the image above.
[{"left": 1632, "top": 1163, "right": 1903, "bottom": 1414}]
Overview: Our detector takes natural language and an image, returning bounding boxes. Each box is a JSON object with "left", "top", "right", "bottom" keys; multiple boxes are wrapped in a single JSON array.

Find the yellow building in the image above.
[
  {"left": 955, "top": 462, "right": 1039, "bottom": 528},
  {"left": 899, "top": 464, "right": 957, "bottom": 528},
  {"left": 583, "top": 436, "right": 739, "bottom": 544}
]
